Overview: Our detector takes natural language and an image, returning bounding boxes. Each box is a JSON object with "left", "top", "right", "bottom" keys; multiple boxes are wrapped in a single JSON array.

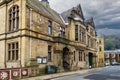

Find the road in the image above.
[{"left": 52, "top": 66, "right": 120, "bottom": 80}]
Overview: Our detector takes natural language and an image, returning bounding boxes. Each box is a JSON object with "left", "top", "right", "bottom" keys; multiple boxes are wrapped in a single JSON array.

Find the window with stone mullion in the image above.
[
  {"left": 12, "top": 7, "right": 15, "bottom": 31},
  {"left": 16, "top": 42, "right": 19, "bottom": 60},
  {"left": 11, "top": 43, "right": 15, "bottom": 60},
  {"left": 9, "top": 5, "right": 19, "bottom": 32},
  {"left": 80, "top": 30, "right": 85, "bottom": 43},
  {"left": 60, "top": 26, "right": 65, "bottom": 37},
  {"left": 48, "top": 45, "right": 52, "bottom": 61},
  {"left": 48, "top": 20, "right": 52, "bottom": 35},
  {"left": 9, "top": 10, "right": 12, "bottom": 31},
  {"left": 80, "top": 52, "right": 82, "bottom": 61},
  {"left": 16, "top": 6, "right": 19, "bottom": 30},
  {"left": 75, "top": 25, "right": 78, "bottom": 41},
  {"left": 7, "top": 42, "right": 19, "bottom": 61},
  {"left": 79, "top": 51, "right": 82, "bottom": 61},
  {"left": 8, "top": 43, "right": 11, "bottom": 60},
  {"left": 16, "top": 9, "right": 19, "bottom": 30}
]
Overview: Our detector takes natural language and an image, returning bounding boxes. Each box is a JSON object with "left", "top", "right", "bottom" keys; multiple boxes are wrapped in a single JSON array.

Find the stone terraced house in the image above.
[
  {"left": 105, "top": 50, "right": 120, "bottom": 64},
  {"left": 97, "top": 38, "right": 104, "bottom": 67}
]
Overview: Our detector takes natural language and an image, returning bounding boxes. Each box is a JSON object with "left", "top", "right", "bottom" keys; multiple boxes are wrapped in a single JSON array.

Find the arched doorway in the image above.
[
  {"left": 63, "top": 47, "right": 70, "bottom": 71},
  {"left": 88, "top": 53, "right": 93, "bottom": 68}
]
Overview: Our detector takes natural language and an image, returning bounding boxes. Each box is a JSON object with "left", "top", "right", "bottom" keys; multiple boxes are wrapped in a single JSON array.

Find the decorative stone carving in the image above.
[{"left": 0, "top": 72, "right": 8, "bottom": 79}]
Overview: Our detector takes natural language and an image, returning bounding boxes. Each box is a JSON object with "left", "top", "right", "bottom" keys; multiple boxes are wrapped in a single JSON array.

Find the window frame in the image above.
[
  {"left": 59, "top": 26, "right": 65, "bottom": 37},
  {"left": 7, "top": 42, "right": 19, "bottom": 61},
  {"left": 75, "top": 25, "right": 78, "bottom": 41},
  {"left": 79, "top": 51, "right": 82, "bottom": 61},
  {"left": 74, "top": 51, "right": 75, "bottom": 61},
  {"left": 9, "top": 5, "right": 19, "bottom": 32},
  {"left": 48, "top": 45, "right": 52, "bottom": 61},
  {"left": 80, "top": 27, "right": 85, "bottom": 43},
  {"left": 48, "top": 20, "right": 52, "bottom": 35}
]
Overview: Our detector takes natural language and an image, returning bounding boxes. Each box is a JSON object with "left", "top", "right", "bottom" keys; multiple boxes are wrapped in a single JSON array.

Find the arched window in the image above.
[{"left": 9, "top": 5, "right": 19, "bottom": 31}]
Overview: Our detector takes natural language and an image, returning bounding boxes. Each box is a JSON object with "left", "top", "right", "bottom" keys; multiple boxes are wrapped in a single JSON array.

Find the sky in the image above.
[{"left": 41, "top": 0, "right": 120, "bottom": 36}]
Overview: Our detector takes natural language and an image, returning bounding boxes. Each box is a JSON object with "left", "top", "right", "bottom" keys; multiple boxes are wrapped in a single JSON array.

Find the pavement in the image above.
[{"left": 22, "top": 68, "right": 102, "bottom": 80}]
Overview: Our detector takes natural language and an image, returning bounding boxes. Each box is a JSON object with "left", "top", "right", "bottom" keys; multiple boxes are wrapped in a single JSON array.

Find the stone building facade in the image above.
[
  {"left": 0, "top": 0, "right": 103, "bottom": 71},
  {"left": 105, "top": 50, "right": 120, "bottom": 64},
  {"left": 97, "top": 38, "right": 104, "bottom": 67}
]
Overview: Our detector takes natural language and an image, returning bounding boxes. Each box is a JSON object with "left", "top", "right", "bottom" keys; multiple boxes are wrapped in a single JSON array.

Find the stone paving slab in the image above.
[{"left": 22, "top": 68, "right": 102, "bottom": 80}]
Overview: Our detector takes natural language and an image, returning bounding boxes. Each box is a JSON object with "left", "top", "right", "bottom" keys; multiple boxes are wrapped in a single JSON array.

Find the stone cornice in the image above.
[{"left": 0, "top": 0, "right": 12, "bottom": 6}]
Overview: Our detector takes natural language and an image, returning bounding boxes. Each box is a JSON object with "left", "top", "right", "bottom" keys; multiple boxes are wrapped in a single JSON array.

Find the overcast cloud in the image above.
[{"left": 41, "top": 0, "right": 120, "bottom": 36}]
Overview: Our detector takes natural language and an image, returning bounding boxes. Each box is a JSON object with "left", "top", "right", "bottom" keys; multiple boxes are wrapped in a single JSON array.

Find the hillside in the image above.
[{"left": 104, "top": 35, "right": 120, "bottom": 50}]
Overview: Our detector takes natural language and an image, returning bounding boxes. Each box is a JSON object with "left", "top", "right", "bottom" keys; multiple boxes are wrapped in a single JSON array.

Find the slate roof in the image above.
[
  {"left": 61, "top": 4, "right": 84, "bottom": 23},
  {"left": 61, "top": 4, "right": 96, "bottom": 29},
  {"left": 26, "top": 0, "right": 64, "bottom": 25},
  {"left": 61, "top": 9, "right": 72, "bottom": 23}
]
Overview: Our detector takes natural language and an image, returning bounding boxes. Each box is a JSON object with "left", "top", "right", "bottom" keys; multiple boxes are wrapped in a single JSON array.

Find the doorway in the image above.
[
  {"left": 63, "top": 47, "right": 70, "bottom": 71},
  {"left": 88, "top": 53, "right": 93, "bottom": 68}
]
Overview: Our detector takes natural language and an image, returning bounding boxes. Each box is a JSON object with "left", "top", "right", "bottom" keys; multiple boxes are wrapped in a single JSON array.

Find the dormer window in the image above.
[{"left": 9, "top": 5, "right": 19, "bottom": 32}]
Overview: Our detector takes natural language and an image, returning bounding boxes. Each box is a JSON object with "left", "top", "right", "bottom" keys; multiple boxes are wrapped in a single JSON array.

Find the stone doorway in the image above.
[
  {"left": 88, "top": 53, "right": 93, "bottom": 68},
  {"left": 63, "top": 47, "right": 70, "bottom": 71}
]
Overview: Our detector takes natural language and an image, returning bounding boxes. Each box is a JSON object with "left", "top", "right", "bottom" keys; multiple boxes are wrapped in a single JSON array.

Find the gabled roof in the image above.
[
  {"left": 61, "top": 4, "right": 84, "bottom": 23},
  {"left": 26, "top": 0, "right": 64, "bottom": 25},
  {"left": 86, "top": 17, "right": 95, "bottom": 29}
]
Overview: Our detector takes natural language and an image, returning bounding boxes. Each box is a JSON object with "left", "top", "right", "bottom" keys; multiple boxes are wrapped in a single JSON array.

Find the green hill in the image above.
[{"left": 104, "top": 35, "right": 120, "bottom": 50}]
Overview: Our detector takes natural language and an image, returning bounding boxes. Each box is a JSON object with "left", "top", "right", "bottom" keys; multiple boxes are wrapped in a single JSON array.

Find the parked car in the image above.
[
  {"left": 104, "top": 62, "right": 110, "bottom": 66},
  {"left": 111, "top": 62, "right": 119, "bottom": 65}
]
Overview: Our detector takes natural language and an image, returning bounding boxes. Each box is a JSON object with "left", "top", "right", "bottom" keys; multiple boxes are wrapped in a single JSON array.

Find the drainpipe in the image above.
[
  {"left": 30, "top": 8, "right": 32, "bottom": 60},
  {"left": 20, "top": 0, "right": 22, "bottom": 67},
  {"left": 4, "top": 2, "right": 8, "bottom": 68}
]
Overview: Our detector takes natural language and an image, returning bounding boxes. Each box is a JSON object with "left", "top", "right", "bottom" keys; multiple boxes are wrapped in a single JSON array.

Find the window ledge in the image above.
[
  {"left": 7, "top": 60, "right": 19, "bottom": 62},
  {"left": 7, "top": 30, "right": 19, "bottom": 34}
]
